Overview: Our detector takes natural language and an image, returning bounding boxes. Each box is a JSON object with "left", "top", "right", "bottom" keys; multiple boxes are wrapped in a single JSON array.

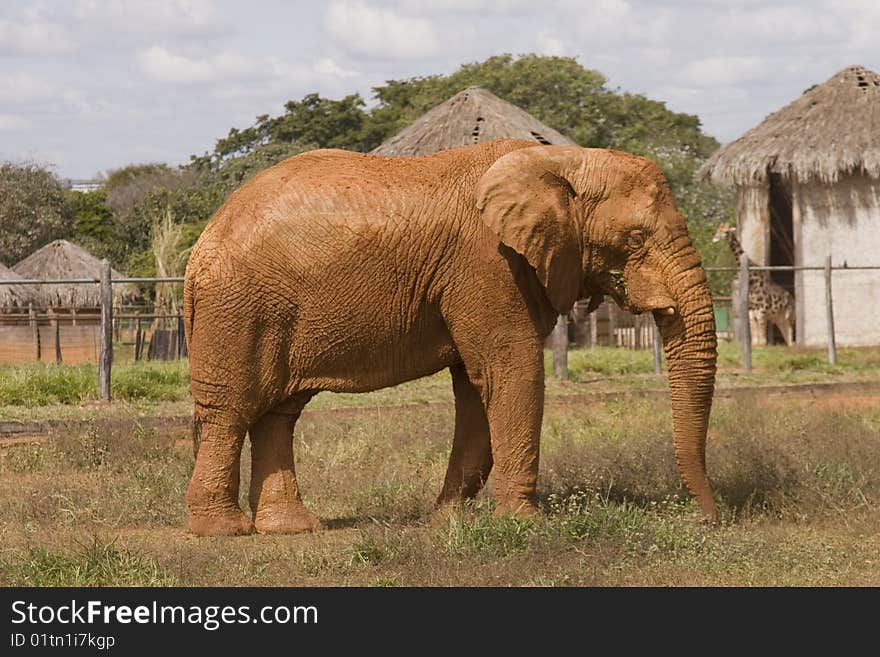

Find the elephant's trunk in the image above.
[{"left": 655, "top": 233, "right": 718, "bottom": 523}]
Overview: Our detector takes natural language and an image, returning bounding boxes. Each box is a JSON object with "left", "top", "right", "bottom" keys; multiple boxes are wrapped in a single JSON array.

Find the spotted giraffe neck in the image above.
[{"left": 724, "top": 230, "right": 752, "bottom": 265}]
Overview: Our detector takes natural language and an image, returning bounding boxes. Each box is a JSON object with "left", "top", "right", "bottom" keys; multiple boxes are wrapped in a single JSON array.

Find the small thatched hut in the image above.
[
  {"left": 371, "top": 86, "right": 575, "bottom": 156},
  {"left": 12, "top": 239, "right": 135, "bottom": 309},
  {"left": 700, "top": 65, "right": 880, "bottom": 346},
  {"left": 0, "top": 262, "right": 31, "bottom": 310}
]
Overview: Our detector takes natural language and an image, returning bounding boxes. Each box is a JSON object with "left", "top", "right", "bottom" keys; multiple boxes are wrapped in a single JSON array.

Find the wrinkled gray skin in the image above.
[{"left": 184, "top": 139, "right": 717, "bottom": 536}]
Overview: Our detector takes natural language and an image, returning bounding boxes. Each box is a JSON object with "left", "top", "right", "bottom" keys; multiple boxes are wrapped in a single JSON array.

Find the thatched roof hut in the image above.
[
  {"left": 371, "top": 86, "right": 575, "bottom": 156},
  {"left": 12, "top": 240, "right": 135, "bottom": 309},
  {"left": 699, "top": 65, "right": 880, "bottom": 347},
  {"left": 700, "top": 65, "right": 880, "bottom": 185},
  {"left": 0, "top": 262, "right": 31, "bottom": 309}
]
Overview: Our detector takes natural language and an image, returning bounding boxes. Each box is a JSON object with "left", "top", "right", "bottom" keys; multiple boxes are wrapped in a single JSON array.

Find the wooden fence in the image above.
[
  {"left": 3, "top": 260, "right": 879, "bottom": 392},
  {"left": 0, "top": 264, "right": 185, "bottom": 401},
  {"left": 550, "top": 260, "right": 880, "bottom": 378}
]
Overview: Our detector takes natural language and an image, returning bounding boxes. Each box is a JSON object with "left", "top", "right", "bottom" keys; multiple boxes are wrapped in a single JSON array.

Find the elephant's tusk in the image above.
[{"left": 661, "top": 307, "right": 676, "bottom": 316}]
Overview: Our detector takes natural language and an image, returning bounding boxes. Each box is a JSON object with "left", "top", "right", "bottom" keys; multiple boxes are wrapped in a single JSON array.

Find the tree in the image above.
[
  {"left": 192, "top": 94, "right": 370, "bottom": 171},
  {"left": 70, "top": 189, "right": 114, "bottom": 259},
  {"left": 0, "top": 162, "right": 73, "bottom": 266}
]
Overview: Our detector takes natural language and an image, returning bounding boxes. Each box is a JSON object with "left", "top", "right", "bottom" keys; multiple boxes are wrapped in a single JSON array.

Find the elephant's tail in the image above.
[
  {"left": 183, "top": 274, "right": 199, "bottom": 458},
  {"left": 183, "top": 274, "right": 196, "bottom": 350}
]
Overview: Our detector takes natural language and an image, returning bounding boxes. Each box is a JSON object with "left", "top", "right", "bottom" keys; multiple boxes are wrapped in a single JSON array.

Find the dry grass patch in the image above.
[{"left": 1, "top": 391, "right": 878, "bottom": 586}]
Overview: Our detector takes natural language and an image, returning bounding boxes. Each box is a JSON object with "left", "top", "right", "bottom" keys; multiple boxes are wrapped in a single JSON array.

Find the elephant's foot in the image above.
[
  {"left": 188, "top": 507, "right": 255, "bottom": 537},
  {"left": 254, "top": 505, "right": 322, "bottom": 535}
]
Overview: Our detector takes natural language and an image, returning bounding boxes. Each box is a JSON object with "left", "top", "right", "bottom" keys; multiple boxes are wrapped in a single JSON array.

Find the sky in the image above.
[{"left": 1, "top": 0, "right": 878, "bottom": 179}]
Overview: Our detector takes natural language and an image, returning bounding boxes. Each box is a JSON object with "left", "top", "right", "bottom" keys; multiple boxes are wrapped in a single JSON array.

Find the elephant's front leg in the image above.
[
  {"left": 459, "top": 343, "right": 545, "bottom": 517},
  {"left": 436, "top": 362, "right": 493, "bottom": 508}
]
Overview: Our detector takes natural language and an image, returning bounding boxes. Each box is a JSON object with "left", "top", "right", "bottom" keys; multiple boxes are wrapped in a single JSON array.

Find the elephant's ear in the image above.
[{"left": 476, "top": 146, "right": 582, "bottom": 314}]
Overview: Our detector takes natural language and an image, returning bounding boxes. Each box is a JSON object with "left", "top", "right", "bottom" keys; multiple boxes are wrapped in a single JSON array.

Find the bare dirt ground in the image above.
[{"left": 1, "top": 381, "right": 878, "bottom": 587}]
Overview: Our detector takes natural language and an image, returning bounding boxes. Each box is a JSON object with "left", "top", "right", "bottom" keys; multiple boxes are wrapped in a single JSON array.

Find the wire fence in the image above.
[
  {"left": 0, "top": 262, "right": 186, "bottom": 400},
  {"left": 2, "top": 260, "right": 880, "bottom": 394}
]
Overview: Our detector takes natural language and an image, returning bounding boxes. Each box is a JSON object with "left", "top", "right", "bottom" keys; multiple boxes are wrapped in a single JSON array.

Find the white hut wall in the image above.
[
  {"left": 797, "top": 173, "right": 880, "bottom": 346},
  {"left": 732, "top": 183, "right": 770, "bottom": 343}
]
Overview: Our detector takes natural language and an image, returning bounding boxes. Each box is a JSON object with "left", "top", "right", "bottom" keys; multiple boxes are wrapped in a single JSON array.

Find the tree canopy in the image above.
[{"left": 0, "top": 163, "right": 73, "bottom": 267}]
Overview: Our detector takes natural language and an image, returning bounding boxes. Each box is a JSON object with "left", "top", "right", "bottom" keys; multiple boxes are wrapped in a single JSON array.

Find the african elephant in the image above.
[{"left": 183, "top": 139, "right": 718, "bottom": 536}]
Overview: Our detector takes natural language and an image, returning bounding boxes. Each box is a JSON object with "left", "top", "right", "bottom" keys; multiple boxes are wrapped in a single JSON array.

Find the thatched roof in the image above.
[
  {"left": 0, "top": 262, "right": 31, "bottom": 309},
  {"left": 700, "top": 65, "right": 880, "bottom": 185},
  {"left": 371, "top": 86, "right": 575, "bottom": 156},
  {"left": 11, "top": 240, "right": 135, "bottom": 308}
]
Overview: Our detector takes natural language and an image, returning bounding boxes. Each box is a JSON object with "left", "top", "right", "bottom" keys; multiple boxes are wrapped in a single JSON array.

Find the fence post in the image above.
[
  {"left": 551, "top": 314, "right": 568, "bottom": 380},
  {"left": 589, "top": 309, "right": 598, "bottom": 348},
  {"left": 825, "top": 255, "right": 837, "bottom": 366},
  {"left": 47, "top": 308, "right": 62, "bottom": 364},
  {"left": 99, "top": 259, "right": 113, "bottom": 402},
  {"left": 739, "top": 258, "right": 752, "bottom": 371},
  {"left": 652, "top": 320, "right": 662, "bottom": 374},
  {"left": 28, "top": 303, "right": 40, "bottom": 361},
  {"left": 608, "top": 304, "right": 617, "bottom": 347},
  {"left": 134, "top": 312, "right": 142, "bottom": 361}
]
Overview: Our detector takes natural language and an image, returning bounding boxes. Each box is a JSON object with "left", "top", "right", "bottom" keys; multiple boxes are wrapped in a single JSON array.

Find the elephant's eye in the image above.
[{"left": 627, "top": 231, "right": 646, "bottom": 250}]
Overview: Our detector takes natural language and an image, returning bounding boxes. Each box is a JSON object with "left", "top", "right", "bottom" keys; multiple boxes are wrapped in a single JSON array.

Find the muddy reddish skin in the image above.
[{"left": 184, "top": 139, "right": 718, "bottom": 536}]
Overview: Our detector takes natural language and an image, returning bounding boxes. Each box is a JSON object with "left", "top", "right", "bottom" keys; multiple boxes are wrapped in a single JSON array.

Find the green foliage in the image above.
[
  {"left": 193, "top": 94, "right": 370, "bottom": 169},
  {"left": 443, "top": 509, "right": 535, "bottom": 557},
  {"left": 104, "top": 163, "right": 175, "bottom": 193},
  {"left": 0, "top": 162, "right": 74, "bottom": 266},
  {"left": 548, "top": 491, "right": 649, "bottom": 542},
  {"left": 112, "top": 361, "right": 190, "bottom": 401},
  {"left": 0, "top": 361, "right": 190, "bottom": 406},
  {"left": 0, "top": 364, "right": 95, "bottom": 405},
  {"left": 547, "top": 346, "right": 655, "bottom": 379},
  {"left": 3, "top": 537, "right": 176, "bottom": 586},
  {"left": 350, "top": 531, "right": 401, "bottom": 566},
  {"left": 70, "top": 189, "right": 117, "bottom": 260},
  {"left": 103, "top": 167, "right": 222, "bottom": 270}
]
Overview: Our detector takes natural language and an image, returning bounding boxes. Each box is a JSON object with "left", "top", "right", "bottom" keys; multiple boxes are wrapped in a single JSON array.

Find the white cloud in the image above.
[
  {"left": 324, "top": 1, "right": 439, "bottom": 59},
  {"left": 396, "top": 0, "right": 530, "bottom": 14},
  {"left": 714, "top": 5, "right": 843, "bottom": 45},
  {"left": 137, "top": 46, "right": 269, "bottom": 84},
  {"left": 0, "top": 72, "right": 57, "bottom": 104},
  {"left": 74, "top": 0, "right": 226, "bottom": 38},
  {"left": 568, "top": 0, "right": 672, "bottom": 46},
  {"left": 0, "top": 114, "right": 31, "bottom": 131},
  {"left": 536, "top": 31, "right": 566, "bottom": 57},
  {"left": 314, "top": 58, "right": 359, "bottom": 78},
  {"left": 679, "top": 56, "right": 769, "bottom": 87},
  {"left": 0, "top": 18, "right": 77, "bottom": 55}
]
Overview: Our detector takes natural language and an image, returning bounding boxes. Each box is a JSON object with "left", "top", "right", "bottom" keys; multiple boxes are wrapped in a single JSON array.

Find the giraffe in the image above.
[{"left": 713, "top": 222, "right": 795, "bottom": 346}]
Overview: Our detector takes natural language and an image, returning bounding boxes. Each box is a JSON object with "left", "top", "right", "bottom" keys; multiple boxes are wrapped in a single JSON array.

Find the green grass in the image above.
[
  {"left": 545, "top": 348, "right": 655, "bottom": 379},
  {"left": 443, "top": 508, "right": 536, "bottom": 558},
  {"left": 0, "top": 360, "right": 189, "bottom": 406},
  {"left": 3, "top": 345, "right": 880, "bottom": 412},
  {"left": 2, "top": 536, "right": 176, "bottom": 586}
]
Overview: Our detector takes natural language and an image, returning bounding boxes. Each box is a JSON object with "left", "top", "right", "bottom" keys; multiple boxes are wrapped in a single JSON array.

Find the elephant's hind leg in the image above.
[
  {"left": 187, "top": 419, "right": 254, "bottom": 536},
  {"left": 248, "top": 394, "right": 321, "bottom": 534},
  {"left": 436, "top": 363, "right": 493, "bottom": 508}
]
